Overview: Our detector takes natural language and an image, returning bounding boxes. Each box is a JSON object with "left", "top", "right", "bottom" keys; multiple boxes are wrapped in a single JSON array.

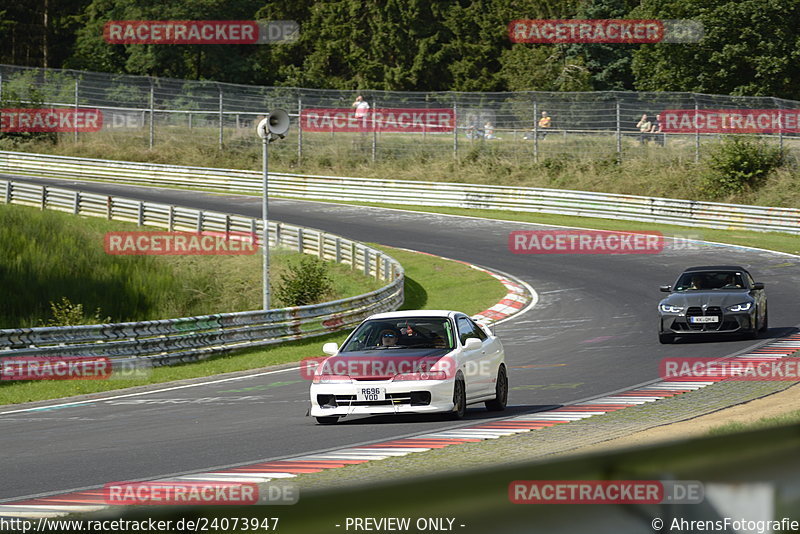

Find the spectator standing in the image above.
[
  {"left": 525, "top": 111, "right": 551, "bottom": 140},
  {"left": 637, "top": 113, "right": 652, "bottom": 145},
  {"left": 352, "top": 95, "right": 370, "bottom": 130},
  {"left": 651, "top": 113, "right": 665, "bottom": 146}
]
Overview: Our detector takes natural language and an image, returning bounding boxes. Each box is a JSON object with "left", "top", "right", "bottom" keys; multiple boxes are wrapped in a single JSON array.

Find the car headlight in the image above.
[
  {"left": 659, "top": 304, "right": 684, "bottom": 313},
  {"left": 312, "top": 373, "right": 353, "bottom": 384},
  {"left": 393, "top": 371, "right": 448, "bottom": 381},
  {"left": 726, "top": 302, "right": 753, "bottom": 312}
]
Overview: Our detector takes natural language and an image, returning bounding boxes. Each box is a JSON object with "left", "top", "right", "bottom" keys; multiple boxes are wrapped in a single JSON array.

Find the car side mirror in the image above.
[
  {"left": 463, "top": 337, "right": 482, "bottom": 350},
  {"left": 322, "top": 342, "right": 339, "bottom": 355},
  {"left": 752, "top": 282, "right": 765, "bottom": 290},
  {"left": 659, "top": 285, "right": 672, "bottom": 292}
]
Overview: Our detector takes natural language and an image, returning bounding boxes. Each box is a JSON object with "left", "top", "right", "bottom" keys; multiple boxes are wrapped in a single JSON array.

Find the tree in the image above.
[{"left": 630, "top": 0, "right": 800, "bottom": 99}]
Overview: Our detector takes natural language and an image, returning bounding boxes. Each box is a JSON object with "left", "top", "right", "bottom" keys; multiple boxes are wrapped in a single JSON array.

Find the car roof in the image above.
[
  {"left": 366, "top": 310, "right": 460, "bottom": 320},
  {"left": 683, "top": 265, "right": 749, "bottom": 273}
]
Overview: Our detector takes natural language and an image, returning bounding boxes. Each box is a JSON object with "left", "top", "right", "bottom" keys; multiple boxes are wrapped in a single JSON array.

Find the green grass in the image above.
[
  {"left": 0, "top": 202, "right": 384, "bottom": 328},
  {"left": 5, "top": 126, "right": 800, "bottom": 209},
  {"left": 707, "top": 407, "right": 800, "bottom": 435},
  {"left": 0, "top": 246, "right": 507, "bottom": 405}
]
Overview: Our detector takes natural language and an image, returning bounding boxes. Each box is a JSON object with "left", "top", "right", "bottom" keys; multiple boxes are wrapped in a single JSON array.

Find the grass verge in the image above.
[
  {"left": 0, "top": 245, "right": 507, "bottom": 405},
  {"left": 0, "top": 203, "right": 385, "bottom": 327}
]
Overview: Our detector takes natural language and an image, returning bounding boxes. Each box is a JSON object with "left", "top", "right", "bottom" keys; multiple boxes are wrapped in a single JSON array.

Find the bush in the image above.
[
  {"left": 273, "top": 256, "right": 334, "bottom": 307},
  {"left": 43, "top": 297, "right": 110, "bottom": 326},
  {"left": 701, "top": 136, "right": 785, "bottom": 197}
]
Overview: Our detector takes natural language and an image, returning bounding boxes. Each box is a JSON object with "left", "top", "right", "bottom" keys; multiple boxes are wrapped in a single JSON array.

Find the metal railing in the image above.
[
  {"left": 0, "top": 178, "right": 404, "bottom": 370},
  {"left": 1, "top": 150, "right": 798, "bottom": 235}
]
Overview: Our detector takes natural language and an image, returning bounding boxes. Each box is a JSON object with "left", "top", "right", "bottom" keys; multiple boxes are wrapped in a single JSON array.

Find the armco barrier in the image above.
[
  {"left": 1, "top": 150, "right": 799, "bottom": 234},
  {"left": 0, "top": 179, "right": 403, "bottom": 370}
]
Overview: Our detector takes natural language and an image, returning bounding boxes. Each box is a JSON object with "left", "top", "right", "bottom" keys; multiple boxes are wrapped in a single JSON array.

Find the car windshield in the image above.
[
  {"left": 674, "top": 271, "right": 745, "bottom": 291},
  {"left": 339, "top": 317, "right": 455, "bottom": 352}
]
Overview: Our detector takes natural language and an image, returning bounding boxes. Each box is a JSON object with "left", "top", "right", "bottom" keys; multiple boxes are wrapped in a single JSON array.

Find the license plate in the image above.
[
  {"left": 690, "top": 316, "right": 719, "bottom": 324},
  {"left": 356, "top": 387, "right": 386, "bottom": 402}
]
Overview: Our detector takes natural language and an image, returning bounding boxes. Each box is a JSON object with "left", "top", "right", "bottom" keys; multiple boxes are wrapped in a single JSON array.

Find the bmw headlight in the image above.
[
  {"left": 726, "top": 302, "right": 753, "bottom": 312},
  {"left": 659, "top": 304, "right": 684, "bottom": 313}
]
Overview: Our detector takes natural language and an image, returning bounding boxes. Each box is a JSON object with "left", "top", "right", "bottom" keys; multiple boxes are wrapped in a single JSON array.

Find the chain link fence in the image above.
[{"left": 1, "top": 64, "right": 798, "bottom": 164}]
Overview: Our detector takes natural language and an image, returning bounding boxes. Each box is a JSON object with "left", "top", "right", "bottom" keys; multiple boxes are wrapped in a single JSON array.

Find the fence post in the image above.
[
  {"left": 106, "top": 196, "right": 113, "bottom": 220},
  {"left": 275, "top": 222, "right": 282, "bottom": 245},
  {"left": 74, "top": 78, "right": 79, "bottom": 142},
  {"left": 774, "top": 98, "right": 784, "bottom": 152},
  {"left": 615, "top": 97, "right": 622, "bottom": 162},
  {"left": 149, "top": 79, "right": 155, "bottom": 149},
  {"left": 40, "top": 185, "right": 46, "bottom": 210},
  {"left": 218, "top": 87, "right": 224, "bottom": 149},
  {"left": 335, "top": 237, "right": 341, "bottom": 263},
  {"left": 297, "top": 94, "right": 303, "bottom": 161},
  {"left": 318, "top": 232, "right": 325, "bottom": 259},
  {"left": 350, "top": 241, "right": 356, "bottom": 270},
  {"left": 371, "top": 99, "right": 377, "bottom": 162},
  {"left": 168, "top": 205, "right": 175, "bottom": 231},
  {"left": 453, "top": 101, "right": 458, "bottom": 159},
  {"left": 196, "top": 211, "right": 204, "bottom": 232},
  {"left": 297, "top": 227, "right": 304, "bottom": 252},
  {"left": 137, "top": 201, "right": 144, "bottom": 226},
  {"left": 4, "top": 182, "right": 11, "bottom": 204},
  {"left": 533, "top": 100, "right": 539, "bottom": 162},
  {"left": 693, "top": 95, "right": 700, "bottom": 163},
  {"left": 73, "top": 191, "right": 81, "bottom": 215},
  {"left": 363, "top": 247, "right": 370, "bottom": 276}
]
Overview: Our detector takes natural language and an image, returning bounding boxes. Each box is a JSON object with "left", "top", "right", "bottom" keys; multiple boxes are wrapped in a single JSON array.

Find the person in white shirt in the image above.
[{"left": 352, "top": 95, "right": 370, "bottom": 129}]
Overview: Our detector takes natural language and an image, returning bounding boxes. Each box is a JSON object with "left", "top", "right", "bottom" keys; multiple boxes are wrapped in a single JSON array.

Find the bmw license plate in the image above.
[
  {"left": 357, "top": 387, "right": 386, "bottom": 402},
  {"left": 690, "top": 316, "right": 719, "bottom": 324}
]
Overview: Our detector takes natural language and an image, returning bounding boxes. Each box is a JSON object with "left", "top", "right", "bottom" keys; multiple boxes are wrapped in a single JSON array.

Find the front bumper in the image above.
[
  {"left": 309, "top": 378, "right": 455, "bottom": 418},
  {"left": 660, "top": 310, "right": 756, "bottom": 334}
]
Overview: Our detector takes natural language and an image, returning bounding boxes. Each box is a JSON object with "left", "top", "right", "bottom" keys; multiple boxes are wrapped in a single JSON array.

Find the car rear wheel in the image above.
[
  {"left": 658, "top": 333, "right": 674, "bottom": 344},
  {"left": 450, "top": 375, "right": 467, "bottom": 420},
  {"left": 485, "top": 365, "right": 508, "bottom": 412},
  {"left": 315, "top": 416, "right": 340, "bottom": 425}
]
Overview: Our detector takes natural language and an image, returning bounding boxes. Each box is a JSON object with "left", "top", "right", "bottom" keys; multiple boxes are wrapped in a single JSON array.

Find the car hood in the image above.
[
  {"left": 661, "top": 290, "right": 753, "bottom": 308},
  {"left": 321, "top": 349, "right": 452, "bottom": 380}
]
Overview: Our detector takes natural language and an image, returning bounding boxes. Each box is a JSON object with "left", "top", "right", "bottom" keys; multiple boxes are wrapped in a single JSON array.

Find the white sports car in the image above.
[{"left": 309, "top": 310, "right": 507, "bottom": 424}]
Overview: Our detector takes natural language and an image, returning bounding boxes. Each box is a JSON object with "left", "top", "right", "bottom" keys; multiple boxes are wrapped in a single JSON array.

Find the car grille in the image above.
[
  {"left": 685, "top": 306, "right": 723, "bottom": 331},
  {"left": 317, "top": 392, "right": 431, "bottom": 408}
]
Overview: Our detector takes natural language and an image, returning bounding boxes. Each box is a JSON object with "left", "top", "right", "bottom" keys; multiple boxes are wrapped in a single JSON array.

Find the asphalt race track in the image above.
[{"left": 3, "top": 174, "right": 800, "bottom": 502}]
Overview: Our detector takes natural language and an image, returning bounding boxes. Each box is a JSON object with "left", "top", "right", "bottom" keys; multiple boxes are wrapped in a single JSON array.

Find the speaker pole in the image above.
[
  {"left": 256, "top": 110, "right": 290, "bottom": 311},
  {"left": 261, "top": 129, "right": 271, "bottom": 310}
]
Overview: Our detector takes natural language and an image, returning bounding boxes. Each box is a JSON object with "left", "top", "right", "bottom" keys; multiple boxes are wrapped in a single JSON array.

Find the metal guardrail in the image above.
[
  {"left": 0, "top": 178, "right": 404, "bottom": 369},
  {"left": 1, "top": 150, "right": 799, "bottom": 235}
]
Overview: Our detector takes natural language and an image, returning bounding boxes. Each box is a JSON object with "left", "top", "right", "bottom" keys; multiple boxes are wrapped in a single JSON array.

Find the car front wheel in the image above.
[
  {"left": 658, "top": 333, "right": 674, "bottom": 344},
  {"left": 485, "top": 365, "right": 508, "bottom": 412},
  {"left": 450, "top": 374, "right": 467, "bottom": 420},
  {"left": 315, "top": 416, "right": 340, "bottom": 425}
]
